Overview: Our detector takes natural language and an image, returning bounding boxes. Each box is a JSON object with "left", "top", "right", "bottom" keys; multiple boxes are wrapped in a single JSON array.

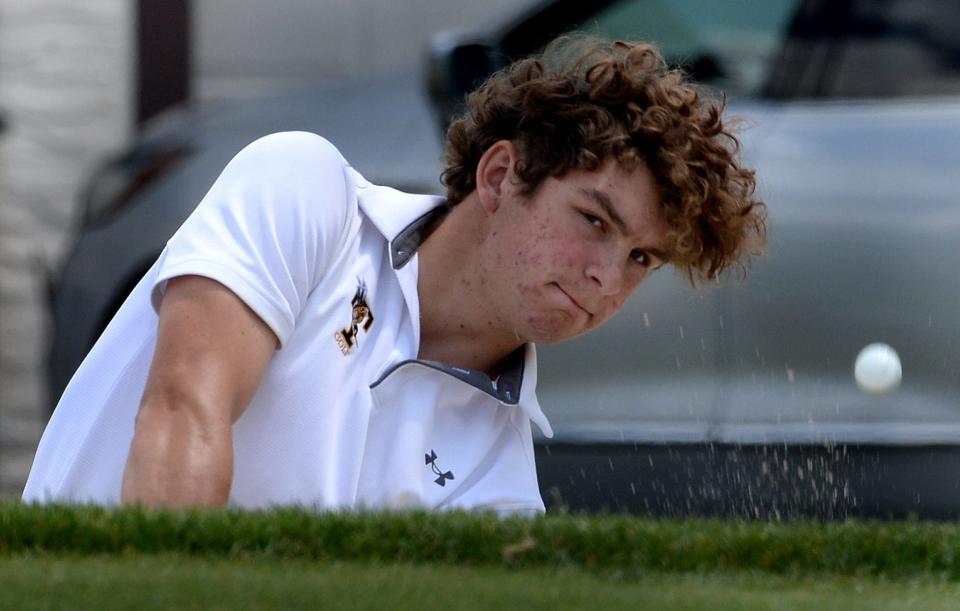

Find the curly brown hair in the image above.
[{"left": 441, "top": 36, "right": 766, "bottom": 284}]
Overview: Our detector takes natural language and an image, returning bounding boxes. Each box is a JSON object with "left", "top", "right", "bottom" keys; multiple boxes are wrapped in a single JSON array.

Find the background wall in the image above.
[
  {"left": 194, "top": 0, "right": 529, "bottom": 99},
  {"left": 0, "top": 0, "right": 537, "bottom": 498},
  {"left": 0, "top": 0, "right": 133, "bottom": 497}
]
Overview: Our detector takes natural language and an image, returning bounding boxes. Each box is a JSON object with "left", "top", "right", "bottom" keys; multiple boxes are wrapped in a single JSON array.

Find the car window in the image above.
[
  {"left": 824, "top": 0, "right": 960, "bottom": 98},
  {"left": 577, "top": 0, "right": 799, "bottom": 98}
]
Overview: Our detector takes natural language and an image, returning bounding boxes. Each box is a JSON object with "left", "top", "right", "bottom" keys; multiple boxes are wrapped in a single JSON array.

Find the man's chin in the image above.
[{"left": 526, "top": 320, "right": 589, "bottom": 345}]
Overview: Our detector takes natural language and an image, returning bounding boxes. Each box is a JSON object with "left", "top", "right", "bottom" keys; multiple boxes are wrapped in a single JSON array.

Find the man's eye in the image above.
[
  {"left": 582, "top": 213, "right": 603, "bottom": 229},
  {"left": 631, "top": 250, "right": 649, "bottom": 266}
]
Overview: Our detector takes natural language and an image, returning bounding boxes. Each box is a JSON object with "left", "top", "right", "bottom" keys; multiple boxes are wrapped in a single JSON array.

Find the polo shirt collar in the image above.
[
  {"left": 370, "top": 343, "right": 553, "bottom": 438},
  {"left": 355, "top": 184, "right": 446, "bottom": 263},
  {"left": 356, "top": 184, "right": 443, "bottom": 349},
  {"left": 517, "top": 343, "right": 553, "bottom": 437},
  {"left": 415, "top": 343, "right": 551, "bottom": 437}
]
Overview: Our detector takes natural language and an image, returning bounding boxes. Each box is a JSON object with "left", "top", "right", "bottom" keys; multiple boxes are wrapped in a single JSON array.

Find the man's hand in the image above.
[{"left": 121, "top": 275, "right": 277, "bottom": 507}]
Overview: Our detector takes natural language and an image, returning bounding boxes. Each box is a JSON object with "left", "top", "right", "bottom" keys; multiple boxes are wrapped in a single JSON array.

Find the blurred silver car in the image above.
[{"left": 50, "top": 0, "right": 960, "bottom": 518}]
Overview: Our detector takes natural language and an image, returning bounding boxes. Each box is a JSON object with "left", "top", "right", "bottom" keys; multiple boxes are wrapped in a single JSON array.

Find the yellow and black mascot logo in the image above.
[{"left": 335, "top": 279, "right": 374, "bottom": 356}]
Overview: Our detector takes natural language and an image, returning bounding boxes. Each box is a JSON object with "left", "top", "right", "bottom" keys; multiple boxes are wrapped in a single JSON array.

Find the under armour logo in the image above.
[{"left": 425, "top": 450, "right": 454, "bottom": 487}]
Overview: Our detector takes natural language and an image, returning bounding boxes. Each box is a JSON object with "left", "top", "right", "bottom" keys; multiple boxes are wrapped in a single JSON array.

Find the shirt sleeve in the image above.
[{"left": 151, "top": 131, "right": 355, "bottom": 347}]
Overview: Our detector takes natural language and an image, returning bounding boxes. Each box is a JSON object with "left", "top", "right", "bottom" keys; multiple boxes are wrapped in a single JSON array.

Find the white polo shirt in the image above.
[{"left": 23, "top": 131, "right": 553, "bottom": 514}]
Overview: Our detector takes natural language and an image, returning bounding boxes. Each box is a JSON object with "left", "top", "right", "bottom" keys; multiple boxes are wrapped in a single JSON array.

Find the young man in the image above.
[{"left": 23, "top": 39, "right": 764, "bottom": 513}]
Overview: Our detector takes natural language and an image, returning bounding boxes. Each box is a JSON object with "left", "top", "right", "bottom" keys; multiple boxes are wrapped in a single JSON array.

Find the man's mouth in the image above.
[{"left": 554, "top": 283, "right": 591, "bottom": 317}]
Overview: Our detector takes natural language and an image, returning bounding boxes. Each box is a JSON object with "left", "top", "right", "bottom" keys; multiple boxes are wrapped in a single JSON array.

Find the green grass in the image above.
[
  {"left": 4, "top": 502, "right": 960, "bottom": 580},
  {"left": 6, "top": 503, "right": 960, "bottom": 608},
  {"left": 4, "top": 554, "right": 960, "bottom": 611}
]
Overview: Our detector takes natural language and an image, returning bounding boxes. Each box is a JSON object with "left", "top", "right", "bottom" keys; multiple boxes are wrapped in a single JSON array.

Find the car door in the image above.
[{"left": 717, "top": 0, "right": 960, "bottom": 443}]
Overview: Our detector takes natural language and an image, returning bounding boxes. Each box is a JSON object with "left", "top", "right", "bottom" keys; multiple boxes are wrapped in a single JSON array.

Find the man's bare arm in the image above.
[{"left": 121, "top": 275, "right": 277, "bottom": 507}]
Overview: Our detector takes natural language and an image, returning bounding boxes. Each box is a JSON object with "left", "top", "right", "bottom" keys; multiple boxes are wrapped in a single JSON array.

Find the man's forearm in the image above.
[{"left": 121, "top": 397, "right": 234, "bottom": 507}]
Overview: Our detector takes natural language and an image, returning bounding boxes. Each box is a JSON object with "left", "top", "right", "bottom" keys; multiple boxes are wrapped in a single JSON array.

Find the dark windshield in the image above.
[
  {"left": 575, "top": 0, "right": 798, "bottom": 97},
  {"left": 822, "top": 0, "right": 960, "bottom": 98},
  {"left": 576, "top": 0, "right": 960, "bottom": 99}
]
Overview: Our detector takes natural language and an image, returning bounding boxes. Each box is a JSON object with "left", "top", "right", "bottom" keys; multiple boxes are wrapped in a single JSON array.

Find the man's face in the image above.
[{"left": 478, "top": 156, "right": 671, "bottom": 345}]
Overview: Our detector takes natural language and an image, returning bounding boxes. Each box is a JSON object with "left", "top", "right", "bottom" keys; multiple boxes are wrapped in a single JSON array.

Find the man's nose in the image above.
[{"left": 585, "top": 253, "right": 626, "bottom": 295}]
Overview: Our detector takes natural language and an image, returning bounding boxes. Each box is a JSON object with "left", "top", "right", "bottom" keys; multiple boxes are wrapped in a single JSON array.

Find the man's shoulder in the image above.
[
  {"left": 226, "top": 131, "right": 449, "bottom": 253},
  {"left": 242, "top": 130, "right": 344, "bottom": 157},
  {"left": 230, "top": 131, "right": 350, "bottom": 178},
  {"left": 205, "top": 131, "right": 361, "bottom": 223}
]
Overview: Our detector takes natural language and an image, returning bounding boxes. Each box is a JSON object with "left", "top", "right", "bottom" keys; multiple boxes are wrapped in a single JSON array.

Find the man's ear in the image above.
[{"left": 475, "top": 140, "right": 518, "bottom": 214}]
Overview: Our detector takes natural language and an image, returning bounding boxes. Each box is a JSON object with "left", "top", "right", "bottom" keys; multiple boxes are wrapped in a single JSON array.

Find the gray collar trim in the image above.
[
  {"left": 390, "top": 205, "right": 449, "bottom": 270},
  {"left": 370, "top": 346, "right": 526, "bottom": 405}
]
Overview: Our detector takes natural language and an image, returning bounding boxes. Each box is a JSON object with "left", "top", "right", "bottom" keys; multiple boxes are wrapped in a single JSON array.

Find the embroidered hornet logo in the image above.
[
  {"left": 335, "top": 279, "right": 374, "bottom": 356},
  {"left": 425, "top": 450, "right": 455, "bottom": 487}
]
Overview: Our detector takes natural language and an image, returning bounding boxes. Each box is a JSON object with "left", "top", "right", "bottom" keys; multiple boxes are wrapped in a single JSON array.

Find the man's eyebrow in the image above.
[
  {"left": 579, "top": 187, "right": 672, "bottom": 263},
  {"left": 649, "top": 248, "right": 672, "bottom": 264},
  {"left": 579, "top": 187, "right": 628, "bottom": 233}
]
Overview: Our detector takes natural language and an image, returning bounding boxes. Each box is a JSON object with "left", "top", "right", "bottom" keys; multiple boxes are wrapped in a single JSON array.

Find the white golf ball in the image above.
[{"left": 854, "top": 343, "right": 902, "bottom": 394}]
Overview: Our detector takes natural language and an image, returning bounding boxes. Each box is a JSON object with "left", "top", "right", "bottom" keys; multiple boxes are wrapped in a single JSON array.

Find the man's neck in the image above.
[{"left": 415, "top": 194, "right": 522, "bottom": 376}]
